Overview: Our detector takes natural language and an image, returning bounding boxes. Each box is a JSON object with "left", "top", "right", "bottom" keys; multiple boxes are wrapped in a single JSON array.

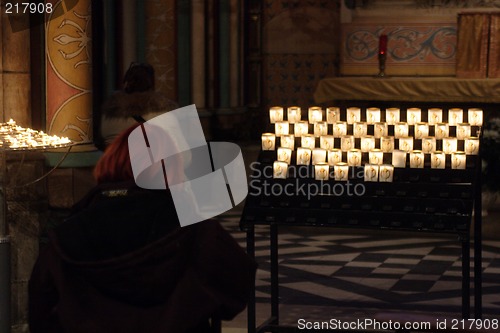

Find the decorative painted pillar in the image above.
[{"left": 45, "top": 0, "right": 93, "bottom": 143}]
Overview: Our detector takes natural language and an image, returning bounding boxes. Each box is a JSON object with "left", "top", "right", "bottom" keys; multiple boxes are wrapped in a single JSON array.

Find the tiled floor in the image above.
[{"left": 218, "top": 208, "right": 500, "bottom": 332}]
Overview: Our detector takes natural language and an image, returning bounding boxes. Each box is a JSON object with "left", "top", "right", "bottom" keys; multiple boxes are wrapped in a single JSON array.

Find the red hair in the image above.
[{"left": 93, "top": 124, "right": 139, "bottom": 184}]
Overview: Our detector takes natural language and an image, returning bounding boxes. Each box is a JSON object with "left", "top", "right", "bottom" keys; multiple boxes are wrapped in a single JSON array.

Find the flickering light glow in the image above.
[{"left": 0, "top": 119, "right": 71, "bottom": 150}]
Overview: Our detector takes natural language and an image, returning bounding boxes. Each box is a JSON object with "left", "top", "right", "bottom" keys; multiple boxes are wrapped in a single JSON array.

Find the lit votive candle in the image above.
[
  {"left": 415, "top": 122, "right": 429, "bottom": 139},
  {"left": 468, "top": 108, "right": 483, "bottom": 126},
  {"left": 326, "top": 107, "right": 340, "bottom": 124},
  {"left": 428, "top": 108, "right": 443, "bottom": 125},
  {"left": 452, "top": 151, "right": 466, "bottom": 170},
  {"left": 312, "top": 148, "right": 327, "bottom": 165},
  {"left": 361, "top": 135, "right": 375, "bottom": 153},
  {"left": 314, "top": 121, "right": 328, "bottom": 137},
  {"left": 277, "top": 147, "right": 292, "bottom": 164},
  {"left": 422, "top": 137, "right": 436, "bottom": 154},
  {"left": 308, "top": 106, "right": 323, "bottom": 123},
  {"left": 442, "top": 137, "right": 458, "bottom": 154},
  {"left": 280, "top": 134, "right": 295, "bottom": 150},
  {"left": 261, "top": 133, "right": 276, "bottom": 150},
  {"left": 395, "top": 122, "right": 409, "bottom": 138},
  {"left": 346, "top": 107, "right": 361, "bottom": 124},
  {"left": 347, "top": 149, "right": 362, "bottom": 166},
  {"left": 320, "top": 135, "right": 334, "bottom": 150},
  {"left": 297, "top": 147, "right": 312, "bottom": 165},
  {"left": 457, "top": 123, "right": 471, "bottom": 140},
  {"left": 386, "top": 108, "right": 400, "bottom": 125},
  {"left": 379, "top": 164, "right": 394, "bottom": 182},
  {"left": 294, "top": 121, "right": 309, "bottom": 137},
  {"left": 341, "top": 135, "right": 354, "bottom": 152},
  {"left": 392, "top": 150, "right": 407, "bottom": 168},
  {"left": 448, "top": 108, "right": 463, "bottom": 126},
  {"left": 301, "top": 134, "right": 315, "bottom": 149},
  {"left": 315, "top": 163, "right": 330, "bottom": 180},
  {"left": 407, "top": 108, "right": 421, "bottom": 125},
  {"left": 410, "top": 150, "right": 424, "bottom": 168},
  {"left": 366, "top": 107, "right": 381, "bottom": 124},
  {"left": 465, "top": 137, "right": 480, "bottom": 155},
  {"left": 275, "top": 121, "right": 289, "bottom": 136},
  {"left": 269, "top": 106, "right": 284, "bottom": 123},
  {"left": 380, "top": 136, "right": 394, "bottom": 153},
  {"left": 328, "top": 148, "right": 342, "bottom": 165},
  {"left": 374, "top": 122, "right": 388, "bottom": 139},
  {"left": 273, "top": 161, "right": 288, "bottom": 179},
  {"left": 333, "top": 121, "right": 347, "bottom": 137},
  {"left": 354, "top": 122, "right": 368, "bottom": 138},
  {"left": 334, "top": 162, "right": 349, "bottom": 181},
  {"left": 287, "top": 106, "right": 301, "bottom": 123},
  {"left": 435, "top": 123, "right": 449, "bottom": 140},
  {"left": 431, "top": 151, "right": 445, "bottom": 169},
  {"left": 364, "top": 164, "right": 379, "bottom": 182},
  {"left": 398, "top": 136, "right": 413, "bottom": 152},
  {"left": 369, "top": 149, "right": 384, "bottom": 165}
]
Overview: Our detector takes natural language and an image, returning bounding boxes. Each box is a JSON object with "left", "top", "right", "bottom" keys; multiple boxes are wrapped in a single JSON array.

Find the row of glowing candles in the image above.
[{"left": 0, "top": 119, "right": 71, "bottom": 149}]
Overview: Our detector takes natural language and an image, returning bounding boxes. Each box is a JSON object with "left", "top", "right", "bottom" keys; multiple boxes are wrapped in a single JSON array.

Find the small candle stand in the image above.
[{"left": 377, "top": 34, "right": 388, "bottom": 77}]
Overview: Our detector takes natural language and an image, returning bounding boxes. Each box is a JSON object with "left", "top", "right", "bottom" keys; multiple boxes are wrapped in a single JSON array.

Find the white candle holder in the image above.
[
  {"left": 422, "top": 137, "right": 436, "bottom": 154},
  {"left": 326, "top": 107, "right": 340, "bottom": 124},
  {"left": 448, "top": 108, "right": 463, "bottom": 126},
  {"left": 435, "top": 123, "right": 449, "bottom": 140},
  {"left": 379, "top": 164, "right": 394, "bottom": 182},
  {"left": 333, "top": 121, "right": 347, "bottom": 137},
  {"left": 457, "top": 123, "right": 471, "bottom": 140},
  {"left": 301, "top": 134, "right": 315, "bottom": 149},
  {"left": 269, "top": 106, "right": 284, "bottom": 124},
  {"left": 465, "top": 137, "right": 480, "bottom": 155},
  {"left": 346, "top": 107, "right": 361, "bottom": 125},
  {"left": 364, "top": 164, "right": 379, "bottom": 182},
  {"left": 395, "top": 122, "right": 409, "bottom": 139},
  {"left": 380, "top": 136, "right": 394, "bottom": 153},
  {"left": 415, "top": 122, "right": 429, "bottom": 139},
  {"left": 428, "top": 108, "right": 443, "bottom": 125},
  {"left": 287, "top": 106, "right": 301, "bottom": 123},
  {"left": 374, "top": 122, "right": 388, "bottom": 139},
  {"left": 398, "top": 136, "right": 413, "bottom": 152},
  {"left": 275, "top": 121, "right": 289, "bottom": 136},
  {"left": 320, "top": 135, "right": 334, "bottom": 150},
  {"left": 392, "top": 150, "right": 407, "bottom": 168},
  {"left": 277, "top": 147, "right": 292, "bottom": 164},
  {"left": 341, "top": 135, "right": 354, "bottom": 152},
  {"left": 366, "top": 107, "right": 381, "bottom": 124},
  {"left": 386, "top": 108, "right": 400, "bottom": 125},
  {"left": 315, "top": 163, "right": 330, "bottom": 180},
  {"left": 369, "top": 149, "right": 384, "bottom": 165},
  {"left": 308, "top": 106, "right": 323, "bottom": 123},
  {"left": 294, "top": 121, "right": 309, "bottom": 137},
  {"left": 431, "top": 151, "right": 446, "bottom": 169},
  {"left": 312, "top": 148, "right": 327, "bottom": 165},
  {"left": 361, "top": 135, "right": 376, "bottom": 153},
  {"left": 273, "top": 161, "right": 288, "bottom": 179},
  {"left": 314, "top": 121, "right": 328, "bottom": 137},
  {"left": 407, "top": 108, "right": 421, "bottom": 125},
  {"left": 442, "top": 137, "right": 458, "bottom": 154},
  {"left": 261, "top": 133, "right": 276, "bottom": 150},
  {"left": 354, "top": 122, "right": 368, "bottom": 138},
  {"left": 328, "top": 148, "right": 342, "bottom": 165},
  {"left": 468, "top": 108, "right": 483, "bottom": 126},
  {"left": 347, "top": 149, "right": 362, "bottom": 166},
  {"left": 297, "top": 147, "right": 312, "bottom": 165},
  {"left": 452, "top": 151, "right": 466, "bottom": 170},
  {"left": 334, "top": 162, "right": 349, "bottom": 181},
  {"left": 410, "top": 150, "right": 424, "bottom": 168},
  {"left": 280, "top": 134, "right": 295, "bottom": 150}
]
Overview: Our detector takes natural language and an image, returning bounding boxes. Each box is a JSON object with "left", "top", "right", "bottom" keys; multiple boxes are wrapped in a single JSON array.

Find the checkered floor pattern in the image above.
[{"left": 218, "top": 210, "right": 500, "bottom": 322}]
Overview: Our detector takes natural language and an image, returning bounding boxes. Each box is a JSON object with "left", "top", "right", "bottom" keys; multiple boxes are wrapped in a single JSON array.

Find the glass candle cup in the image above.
[
  {"left": 410, "top": 150, "right": 424, "bottom": 168},
  {"left": 261, "top": 133, "right": 276, "bottom": 150},
  {"left": 392, "top": 150, "right": 407, "bottom": 168},
  {"left": 379, "top": 164, "right": 394, "bottom": 182},
  {"left": 320, "top": 135, "right": 334, "bottom": 150},
  {"left": 275, "top": 121, "right": 289, "bottom": 136},
  {"left": 346, "top": 107, "right": 361, "bottom": 124},
  {"left": 347, "top": 149, "right": 362, "bottom": 166},
  {"left": 361, "top": 135, "right": 376, "bottom": 153},
  {"left": 280, "top": 134, "right": 295, "bottom": 150},
  {"left": 380, "top": 136, "right": 394, "bottom": 153},
  {"left": 431, "top": 151, "right": 445, "bottom": 169},
  {"left": 334, "top": 162, "right": 349, "bottom": 181},
  {"left": 269, "top": 106, "right": 284, "bottom": 123},
  {"left": 301, "top": 134, "right": 315, "bottom": 149},
  {"left": 452, "top": 151, "right": 466, "bottom": 170},
  {"left": 287, "top": 106, "right": 301, "bottom": 123},
  {"left": 407, "top": 108, "right": 421, "bottom": 125},
  {"left": 364, "top": 164, "right": 379, "bottom": 182},
  {"left": 369, "top": 149, "right": 384, "bottom": 165},
  {"left": 465, "top": 137, "right": 480, "bottom": 155},
  {"left": 277, "top": 147, "right": 292, "bottom": 164},
  {"left": 273, "top": 161, "right": 288, "bottom": 179},
  {"left": 366, "top": 107, "right": 381, "bottom": 124},
  {"left": 326, "top": 107, "right": 340, "bottom": 124},
  {"left": 294, "top": 121, "right": 309, "bottom": 137},
  {"left": 386, "top": 108, "right": 400, "bottom": 125},
  {"left": 328, "top": 148, "right": 342, "bottom": 165},
  {"left": 314, "top": 163, "right": 329, "bottom": 180},
  {"left": 297, "top": 147, "right": 312, "bottom": 165},
  {"left": 428, "top": 108, "right": 443, "bottom": 125},
  {"left": 312, "top": 148, "right": 327, "bottom": 165}
]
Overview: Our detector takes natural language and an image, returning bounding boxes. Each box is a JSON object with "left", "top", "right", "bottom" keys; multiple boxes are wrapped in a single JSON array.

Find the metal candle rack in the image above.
[{"left": 240, "top": 106, "right": 483, "bottom": 333}]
